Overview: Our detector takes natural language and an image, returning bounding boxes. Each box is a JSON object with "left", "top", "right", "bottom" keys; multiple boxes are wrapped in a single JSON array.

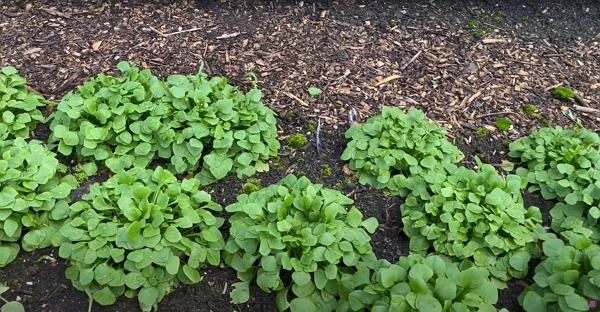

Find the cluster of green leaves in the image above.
[
  {"left": 0, "top": 138, "right": 77, "bottom": 267},
  {"left": 0, "top": 66, "right": 46, "bottom": 140},
  {"left": 341, "top": 107, "right": 463, "bottom": 198},
  {"left": 48, "top": 62, "right": 279, "bottom": 185},
  {"left": 56, "top": 167, "right": 225, "bottom": 311},
  {"left": 401, "top": 160, "right": 544, "bottom": 281},
  {"left": 503, "top": 126, "right": 600, "bottom": 203},
  {"left": 519, "top": 234, "right": 600, "bottom": 312},
  {"left": 339, "top": 254, "right": 507, "bottom": 312},
  {"left": 0, "top": 282, "right": 25, "bottom": 312},
  {"left": 223, "top": 174, "right": 378, "bottom": 311}
]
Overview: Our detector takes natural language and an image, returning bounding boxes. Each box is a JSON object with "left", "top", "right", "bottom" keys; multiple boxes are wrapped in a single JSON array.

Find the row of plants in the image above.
[
  {"left": 342, "top": 108, "right": 600, "bottom": 312},
  {"left": 1, "top": 62, "right": 599, "bottom": 312}
]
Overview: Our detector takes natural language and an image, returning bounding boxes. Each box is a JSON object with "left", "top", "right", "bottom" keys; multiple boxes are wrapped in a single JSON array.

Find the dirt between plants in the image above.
[{"left": 1, "top": 0, "right": 599, "bottom": 311}]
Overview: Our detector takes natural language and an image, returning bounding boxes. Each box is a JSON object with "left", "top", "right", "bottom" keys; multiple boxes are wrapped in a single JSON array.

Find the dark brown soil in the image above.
[{"left": 1, "top": 0, "right": 599, "bottom": 311}]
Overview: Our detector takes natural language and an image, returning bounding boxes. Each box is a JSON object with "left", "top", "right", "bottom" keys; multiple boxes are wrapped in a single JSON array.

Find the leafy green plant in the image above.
[
  {"left": 467, "top": 20, "right": 478, "bottom": 27},
  {"left": 553, "top": 86, "right": 575, "bottom": 100},
  {"left": 550, "top": 186, "right": 600, "bottom": 245},
  {"left": 223, "top": 174, "right": 378, "bottom": 311},
  {"left": 496, "top": 118, "right": 512, "bottom": 132},
  {"left": 286, "top": 134, "right": 307, "bottom": 148},
  {"left": 341, "top": 107, "right": 463, "bottom": 198},
  {"left": 523, "top": 104, "right": 536, "bottom": 116},
  {"left": 0, "top": 283, "right": 24, "bottom": 312},
  {"left": 503, "top": 126, "right": 600, "bottom": 203},
  {"left": 241, "top": 178, "right": 262, "bottom": 194},
  {"left": 308, "top": 87, "right": 322, "bottom": 96},
  {"left": 0, "top": 66, "right": 46, "bottom": 140},
  {"left": 56, "top": 167, "right": 225, "bottom": 312},
  {"left": 519, "top": 234, "right": 600, "bottom": 312},
  {"left": 477, "top": 127, "right": 489, "bottom": 135},
  {"left": 0, "top": 138, "right": 77, "bottom": 267},
  {"left": 338, "top": 254, "right": 508, "bottom": 312},
  {"left": 401, "top": 159, "right": 544, "bottom": 281},
  {"left": 48, "top": 62, "right": 280, "bottom": 185},
  {"left": 493, "top": 16, "right": 502, "bottom": 22}
]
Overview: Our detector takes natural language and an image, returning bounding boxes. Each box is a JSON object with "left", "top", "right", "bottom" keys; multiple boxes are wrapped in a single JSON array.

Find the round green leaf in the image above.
[{"left": 290, "top": 297, "right": 317, "bottom": 312}]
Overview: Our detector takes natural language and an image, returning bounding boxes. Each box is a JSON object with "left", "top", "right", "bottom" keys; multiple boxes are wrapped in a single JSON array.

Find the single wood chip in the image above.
[
  {"left": 574, "top": 105, "right": 599, "bottom": 113},
  {"left": 375, "top": 75, "right": 403, "bottom": 86},
  {"left": 23, "top": 47, "right": 42, "bottom": 55},
  {"left": 283, "top": 92, "right": 309, "bottom": 107},
  {"left": 92, "top": 41, "right": 102, "bottom": 51},
  {"left": 493, "top": 63, "right": 506, "bottom": 68},
  {"left": 482, "top": 38, "right": 508, "bottom": 44},
  {"left": 467, "top": 91, "right": 482, "bottom": 104},
  {"left": 216, "top": 32, "right": 240, "bottom": 39}
]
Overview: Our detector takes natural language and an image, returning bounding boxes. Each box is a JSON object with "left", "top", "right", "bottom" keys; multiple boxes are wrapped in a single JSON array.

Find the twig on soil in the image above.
[
  {"left": 544, "top": 83, "right": 563, "bottom": 92},
  {"left": 573, "top": 92, "right": 589, "bottom": 107},
  {"left": 375, "top": 75, "right": 403, "bottom": 86},
  {"left": 482, "top": 38, "right": 508, "bottom": 44},
  {"left": 400, "top": 50, "right": 422, "bottom": 71},
  {"left": 283, "top": 92, "right": 308, "bottom": 107},
  {"left": 316, "top": 118, "right": 322, "bottom": 154},
  {"left": 574, "top": 105, "right": 599, "bottom": 113},
  {"left": 475, "top": 111, "right": 518, "bottom": 119},
  {"left": 42, "top": 284, "right": 67, "bottom": 302},
  {"left": 148, "top": 25, "right": 203, "bottom": 37},
  {"left": 55, "top": 69, "right": 83, "bottom": 94}
]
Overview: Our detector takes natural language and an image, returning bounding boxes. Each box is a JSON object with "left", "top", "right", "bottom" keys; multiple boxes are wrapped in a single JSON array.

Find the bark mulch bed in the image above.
[{"left": 1, "top": 0, "right": 600, "bottom": 311}]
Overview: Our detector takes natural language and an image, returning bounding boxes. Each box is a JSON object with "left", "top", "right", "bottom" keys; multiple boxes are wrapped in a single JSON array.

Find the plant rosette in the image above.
[
  {"left": 0, "top": 138, "right": 77, "bottom": 267},
  {"left": 341, "top": 107, "right": 463, "bottom": 199},
  {"left": 338, "top": 254, "right": 508, "bottom": 312},
  {"left": 503, "top": 126, "right": 600, "bottom": 204},
  {"left": 519, "top": 234, "right": 600, "bottom": 312},
  {"left": 48, "top": 62, "right": 280, "bottom": 185},
  {"left": 56, "top": 167, "right": 225, "bottom": 312},
  {"left": 401, "top": 160, "right": 545, "bottom": 281},
  {"left": 0, "top": 66, "right": 46, "bottom": 140},
  {"left": 550, "top": 189, "right": 600, "bottom": 245},
  {"left": 223, "top": 174, "right": 379, "bottom": 312}
]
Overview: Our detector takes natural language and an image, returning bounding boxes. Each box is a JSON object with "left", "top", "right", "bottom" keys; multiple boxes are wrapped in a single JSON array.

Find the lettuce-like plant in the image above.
[
  {"left": 519, "top": 234, "right": 600, "bottom": 312},
  {"left": 223, "top": 174, "right": 378, "bottom": 312},
  {"left": 338, "top": 254, "right": 508, "bottom": 312},
  {"left": 503, "top": 126, "right": 600, "bottom": 204},
  {"left": 57, "top": 167, "right": 225, "bottom": 312},
  {"left": 402, "top": 159, "right": 544, "bottom": 281},
  {"left": 341, "top": 107, "right": 463, "bottom": 198},
  {"left": 48, "top": 62, "right": 280, "bottom": 185},
  {"left": 0, "top": 138, "right": 77, "bottom": 267},
  {"left": 0, "top": 66, "right": 46, "bottom": 140}
]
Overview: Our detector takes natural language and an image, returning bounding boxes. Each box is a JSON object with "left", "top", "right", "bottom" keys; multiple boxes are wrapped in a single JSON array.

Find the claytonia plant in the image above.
[
  {"left": 341, "top": 107, "right": 463, "bottom": 199},
  {"left": 56, "top": 167, "right": 225, "bottom": 312},
  {"left": 223, "top": 174, "right": 378, "bottom": 312},
  {"left": 0, "top": 66, "right": 46, "bottom": 140},
  {"left": 402, "top": 159, "right": 544, "bottom": 281},
  {"left": 0, "top": 138, "right": 77, "bottom": 267},
  {"left": 338, "top": 254, "right": 508, "bottom": 312},
  {"left": 48, "top": 62, "right": 280, "bottom": 185}
]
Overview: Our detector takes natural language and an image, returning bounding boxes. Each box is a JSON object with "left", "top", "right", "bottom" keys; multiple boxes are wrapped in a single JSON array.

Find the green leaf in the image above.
[
  {"left": 230, "top": 281, "right": 250, "bottom": 304},
  {"left": 308, "top": 87, "right": 322, "bottom": 96},
  {"left": 290, "top": 297, "right": 317, "bottom": 312},
  {"left": 138, "top": 287, "right": 159, "bottom": 307},
  {"left": 1, "top": 301, "right": 25, "bottom": 312}
]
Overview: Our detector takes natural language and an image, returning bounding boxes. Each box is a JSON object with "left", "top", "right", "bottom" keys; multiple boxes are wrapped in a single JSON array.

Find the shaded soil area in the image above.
[{"left": 1, "top": 0, "right": 599, "bottom": 311}]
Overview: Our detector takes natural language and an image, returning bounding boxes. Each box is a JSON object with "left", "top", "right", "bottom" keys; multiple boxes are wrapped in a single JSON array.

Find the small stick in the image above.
[
  {"left": 148, "top": 26, "right": 203, "bottom": 37},
  {"left": 544, "top": 83, "right": 563, "bottom": 92},
  {"left": 316, "top": 118, "right": 322, "bottom": 154},
  {"left": 283, "top": 92, "right": 308, "bottom": 107},
  {"left": 475, "top": 111, "right": 518, "bottom": 119},
  {"left": 574, "top": 105, "right": 599, "bottom": 113},
  {"left": 573, "top": 92, "right": 589, "bottom": 107},
  {"left": 401, "top": 50, "right": 422, "bottom": 71}
]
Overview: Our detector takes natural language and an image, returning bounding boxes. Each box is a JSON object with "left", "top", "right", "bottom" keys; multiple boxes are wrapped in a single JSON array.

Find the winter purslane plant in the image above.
[
  {"left": 48, "top": 62, "right": 280, "bottom": 185},
  {"left": 223, "top": 174, "right": 378, "bottom": 312},
  {"left": 0, "top": 138, "right": 77, "bottom": 267},
  {"left": 0, "top": 66, "right": 46, "bottom": 140},
  {"left": 402, "top": 159, "right": 544, "bottom": 281},
  {"left": 56, "top": 167, "right": 225, "bottom": 312},
  {"left": 341, "top": 107, "right": 463, "bottom": 199}
]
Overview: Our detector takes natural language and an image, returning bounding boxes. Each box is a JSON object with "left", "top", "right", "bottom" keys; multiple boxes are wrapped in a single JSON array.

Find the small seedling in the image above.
[
  {"left": 307, "top": 122, "right": 316, "bottom": 133},
  {"left": 522, "top": 16, "right": 530, "bottom": 21},
  {"left": 552, "top": 86, "right": 575, "bottom": 100},
  {"left": 467, "top": 20, "right": 478, "bottom": 27},
  {"left": 523, "top": 104, "right": 536, "bottom": 116},
  {"left": 287, "top": 111, "right": 296, "bottom": 118},
  {"left": 321, "top": 164, "right": 332, "bottom": 176},
  {"left": 485, "top": 28, "right": 494, "bottom": 34},
  {"left": 241, "top": 179, "right": 262, "bottom": 194},
  {"left": 493, "top": 16, "right": 502, "bottom": 22},
  {"left": 496, "top": 118, "right": 512, "bottom": 132},
  {"left": 308, "top": 87, "right": 322, "bottom": 96},
  {"left": 477, "top": 127, "right": 489, "bottom": 135},
  {"left": 472, "top": 29, "right": 485, "bottom": 37},
  {"left": 286, "top": 134, "right": 307, "bottom": 148}
]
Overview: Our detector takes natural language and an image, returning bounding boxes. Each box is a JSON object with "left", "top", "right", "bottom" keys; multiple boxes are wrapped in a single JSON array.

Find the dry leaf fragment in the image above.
[
  {"left": 242, "top": 39, "right": 248, "bottom": 47},
  {"left": 375, "top": 75, "right": 403, "bottom": 86},
  {"left": 342, "top": 164, "right": 355, "bottom": 176},
  {"left": 23, "top": 47, "right": 42, "bottom": 55},
  {"left": 41, "top": 8, "right": 72, "bottom": 18},
  {"left": 92, "top": 41, "right": 102, "bottom": 51}
]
